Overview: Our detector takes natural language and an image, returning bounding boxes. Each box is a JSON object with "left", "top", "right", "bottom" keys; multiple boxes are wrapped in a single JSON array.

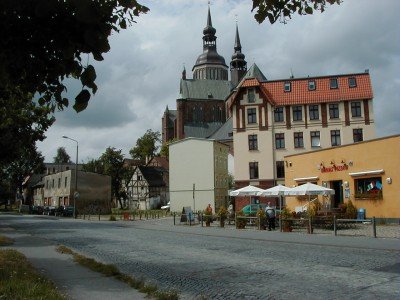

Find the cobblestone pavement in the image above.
[{"left": 1, "top": 214, "right": 399, "bottom": 300}]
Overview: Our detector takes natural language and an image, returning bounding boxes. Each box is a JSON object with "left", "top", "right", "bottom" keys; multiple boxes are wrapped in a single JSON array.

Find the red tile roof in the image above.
[{"left": 237, "top": 73, "right": 373, "bottom": 106}]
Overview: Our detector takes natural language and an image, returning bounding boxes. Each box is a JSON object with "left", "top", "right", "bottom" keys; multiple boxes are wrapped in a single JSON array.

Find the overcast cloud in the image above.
[{"left": 37, "top": 0, "right": 400, "bottom": 162}]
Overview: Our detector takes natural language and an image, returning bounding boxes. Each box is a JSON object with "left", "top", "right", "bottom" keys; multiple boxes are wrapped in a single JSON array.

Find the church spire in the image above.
[
  {"left": 234, "top": 23, "right": 242, "bottom": 52},
  {"left": 192, "top": 5, "right": 228, "bottom": 81},
  {"left": 230, "top": 22, "right": 247, "bottom": 87}
]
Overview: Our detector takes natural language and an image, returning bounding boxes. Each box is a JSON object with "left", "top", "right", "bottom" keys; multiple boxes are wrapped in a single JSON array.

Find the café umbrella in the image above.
[
  {"left": 287, "top": 182, "right": 335, "bottom": 212},
  {"left": 229, "top": 185, "right": 265, "bottom": 209},
  {"left": 258, "top": 184, "right": 293, "bottom": 230}
]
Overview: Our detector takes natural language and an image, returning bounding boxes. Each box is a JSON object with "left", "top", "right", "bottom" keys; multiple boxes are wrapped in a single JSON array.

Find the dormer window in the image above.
[
  {"left": 348, "top": 77, "right": 357, "bottom": 88},
  {"left": 330, "top": 78, "right": 338, "bottom": 89},
  {"left": 248, "top": 88, "right": 255, "bottom": 103},
  {"left": 284, "top": 82, "right": 291, "bottom": 92},
  {"left": 308, "top": 80, "right": 316, "bottom": 91}
]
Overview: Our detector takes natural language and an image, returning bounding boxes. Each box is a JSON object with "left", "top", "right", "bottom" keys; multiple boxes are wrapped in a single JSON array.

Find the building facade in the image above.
[
  {"left": 169, "top": 138, "right": 229, "bottom": 213},
  {"left": 227, "top": 70, "right": 375, "bottom": 193},
  {"left": 124, "top": 157, "right": 169, "bottom": 210},
  {"left": 36, "top": 170, "right": 111, "bottom": 213},
  {"left": 284, "top": 135, "right": 399, "bottom": 219}
]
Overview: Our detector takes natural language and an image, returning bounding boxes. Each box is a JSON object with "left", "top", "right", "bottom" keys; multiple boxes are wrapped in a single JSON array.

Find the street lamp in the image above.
[{"left": 62, "top": 136, "right": 78, "bottom": 218}]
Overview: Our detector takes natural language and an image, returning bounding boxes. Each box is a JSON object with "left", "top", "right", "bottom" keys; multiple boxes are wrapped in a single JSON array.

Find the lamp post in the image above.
[{"left": 62, "top": 136, "right": 78, "bottom": 218}]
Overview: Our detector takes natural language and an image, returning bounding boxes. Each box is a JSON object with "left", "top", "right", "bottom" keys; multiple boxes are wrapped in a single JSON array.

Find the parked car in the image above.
[
  {"left": 161, "top": 201, "right": 170, "bottom": 211},
  {"left": 30, "top": 205, "right": 44, "bottom": 215},
  {"left": 62, "top": 206, "right": 74, "bottom": 217},
  {"left": 241, "top": 204, "right": 267, "bottom": 215},
  {"left": 43, "top": 206, "right": 56, "bottom": 215}
]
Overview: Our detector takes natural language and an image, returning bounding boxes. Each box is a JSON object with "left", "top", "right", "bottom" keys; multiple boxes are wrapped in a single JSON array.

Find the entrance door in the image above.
[{"left": 331, "top": 180, "right": 343, "bottom": 208}]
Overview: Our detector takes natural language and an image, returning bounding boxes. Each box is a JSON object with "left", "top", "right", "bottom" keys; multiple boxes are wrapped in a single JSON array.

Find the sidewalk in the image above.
[{"left": 3, "top": 229, "right": 146, "bottom": 300}]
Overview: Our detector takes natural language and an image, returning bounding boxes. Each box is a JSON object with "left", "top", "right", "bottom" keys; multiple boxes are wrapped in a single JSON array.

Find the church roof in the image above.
[
  {"left": 242, "top": 63, "right": 267, "bottom": 81},
  {"left": 208, "top": 117, "right": 233, "bottom": 141},
  {"left": 179, "top": 79, "right": 232, "bottom": 100},
  {"left": 184, "top": 122, "right": 224, "bottom": 139}
]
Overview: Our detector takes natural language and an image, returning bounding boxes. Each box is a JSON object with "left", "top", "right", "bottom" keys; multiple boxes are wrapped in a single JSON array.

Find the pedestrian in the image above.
[{"left": 265, "top": 202, "right": 276, "bottom": 231}]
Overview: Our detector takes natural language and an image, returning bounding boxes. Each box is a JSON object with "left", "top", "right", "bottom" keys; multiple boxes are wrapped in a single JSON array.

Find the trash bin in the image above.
[{"left": 357, "top": 208, "right": 365, "bottom": 220}]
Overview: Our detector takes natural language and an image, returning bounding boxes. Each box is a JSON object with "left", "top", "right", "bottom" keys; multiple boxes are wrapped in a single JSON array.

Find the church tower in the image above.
[
  {"left": 230, "top": 23, "right": 247, "bottom": 87},
  {"left": 192, "top": 6, "right": 228, "bottom": 81}
]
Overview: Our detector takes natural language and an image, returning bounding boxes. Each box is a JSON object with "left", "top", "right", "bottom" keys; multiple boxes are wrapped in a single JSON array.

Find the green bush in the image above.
[
  {"left": 109, "top": 215, "right": 117, "bottom": 221},
  {"left": 345, "top": 200, "right": 357, "bottom": 219}
]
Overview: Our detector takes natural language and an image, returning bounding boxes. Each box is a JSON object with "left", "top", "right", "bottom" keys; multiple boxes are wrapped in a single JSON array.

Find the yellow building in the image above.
[{"left": 284, "top": 135, "right": 399, "bottom": 220}]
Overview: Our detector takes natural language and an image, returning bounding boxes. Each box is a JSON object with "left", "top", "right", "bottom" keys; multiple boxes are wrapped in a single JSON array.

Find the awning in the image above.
[
  {"left": 349, "top": 169, "right": 384, "bottom": 177},
  {"left": 294, "top": 176, "right": 319, "bottom": 182}
]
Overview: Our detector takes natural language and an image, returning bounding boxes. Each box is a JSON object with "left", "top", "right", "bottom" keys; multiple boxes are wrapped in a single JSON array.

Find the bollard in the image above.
[
  {"left": 308, "top": 217, "right": 313, "bottom": 234},
  {"left": 258, "top": 215, "right": 261, "bottom": 230},
  {"left": 189, "top": 214, "right": 192, "bottom": 226},
  {"left": 201, "top": 213, "right": 204, "bottom": 227},
  {"left": 372, "top": 217, "right": 377, "bottom": 238},
  {"left": 333, "top": 215, "right": 337, "bottom": 236},
  {"left": 99, "top": 214, "right": 100, "bottom": 221}
]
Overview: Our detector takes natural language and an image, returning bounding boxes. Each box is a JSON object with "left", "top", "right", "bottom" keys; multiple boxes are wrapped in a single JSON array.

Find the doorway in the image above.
[{"left": 331, "top": 180, "right": 343, "bottom": 208}]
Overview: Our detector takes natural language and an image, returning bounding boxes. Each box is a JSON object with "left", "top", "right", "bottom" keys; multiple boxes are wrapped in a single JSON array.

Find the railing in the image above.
[{"left": 334, "top": 216, "right": 377, "bottom": 238}]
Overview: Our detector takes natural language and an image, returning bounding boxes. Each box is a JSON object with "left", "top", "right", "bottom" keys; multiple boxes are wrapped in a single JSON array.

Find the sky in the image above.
[{"left": 37, "top": 0, "right": 400, "bottom": 163}]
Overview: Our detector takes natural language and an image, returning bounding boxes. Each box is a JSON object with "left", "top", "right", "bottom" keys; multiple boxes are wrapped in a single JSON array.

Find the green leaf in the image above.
[
  {"left": 80, "top": 65, "right": 97, "bottom": 87},
  {"left": 74, "top": 89, "right": 91, "bottom": 112},
  {"left": 120, "top": 19, "right": 127, "bottom": 29},
  {"left": 92, "top": 52, "right": 104, "bottom": 61},
  {"left": 305, "top": 7, "right": 313, "bottom": 14}
]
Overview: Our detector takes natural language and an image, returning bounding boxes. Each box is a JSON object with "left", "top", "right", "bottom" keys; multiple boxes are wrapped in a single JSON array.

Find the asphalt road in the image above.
[{"left": 1, "top": 214, "right": 399, "bottom": 300}]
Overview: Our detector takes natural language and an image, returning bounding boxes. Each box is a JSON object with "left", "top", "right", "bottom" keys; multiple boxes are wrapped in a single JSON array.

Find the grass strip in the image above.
[
  {"left": 0, "top": 236, "right": 14, "bottom": 246},
  {"left": 56, "top": 245, "right": 179, "bottom": 300},
  {"left": 0, "top": 248, "right": 66, "bottom": 299}
]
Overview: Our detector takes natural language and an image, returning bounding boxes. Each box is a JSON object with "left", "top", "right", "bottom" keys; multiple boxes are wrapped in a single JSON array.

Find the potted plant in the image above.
[
  {"left": 236, "top": 211, "right": 247, "bottom": 229},
  {"left": 217, "top": 206, "right": 228, "bottom": 228},
  {"left": 256, "top": 208, "right": 267, "bottom": 230},
  {"left": 204, "top": 204, "right": 213, "bottom": 227},
  {"left": 280, "top": 207, "right": 293, "bottom": 232}
]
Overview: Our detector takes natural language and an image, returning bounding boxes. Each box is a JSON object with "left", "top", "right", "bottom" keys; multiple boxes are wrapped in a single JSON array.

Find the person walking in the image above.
[{"left": 265, "top": 202, "right": 276, "bottom": 231}]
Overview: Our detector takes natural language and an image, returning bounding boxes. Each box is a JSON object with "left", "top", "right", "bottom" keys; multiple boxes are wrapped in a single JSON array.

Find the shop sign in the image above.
[{"left": 321, "top": 164, "right": 348, "bottom": 173}]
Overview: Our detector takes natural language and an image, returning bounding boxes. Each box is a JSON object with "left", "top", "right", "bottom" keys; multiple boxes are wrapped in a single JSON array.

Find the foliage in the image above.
[
  {"left": 130, "top": 129, "right": 161, "bottom": 161},
  {"left": 159, "top": 138, "right": 178, "bottom": 159},
  {"left": 227, "top": 173, "right": 235, "bottom": 189},
  {"left": 256, "top": 208, "right": 267, "bottom": 228},
  {"left": 280, "top": 207, "right": 293, "bottom": 231},
  {"left": 306, "top": 199, "right": 322, "bottom": 217},
  {"left": 344, "top": 200, "right": 357, "bottom": 219},
  {"left": 53, "top": 147, "right": 72, "bottom": 164},
  {"left": 0, "top": 235, "right": 14, "bottom": 246},
  {"left": 0, "top": 249, "right": 66, "bottom": 299},
  {"left": 0, "top": 0, "right": 148, "bottom": 176},
  {"left": 82, "top": 158, "right": 104, "bottom": 173},
  {"left": 0, "top": 0, "right": 148, "bottom": 113},
  {"left": 217, "top": 206, "right": 228, "bottom": 220},
  {"left": 99, "top": 147, "right": 126, "bottom": 207},
  {"left": 236, "top": 211, "right": 247, "bottom": 229},
  {"left": 109, "top": 215, "right": 117, "bottom": 221},
  {"left": 1, "top": 145, "right": 45, "bottom": 203},
  {"left": 251, "top": 0, "right": 341, "bottom": 24},
  {"left": 0, "top": 89, "right": 54, "bottom": 170}
]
